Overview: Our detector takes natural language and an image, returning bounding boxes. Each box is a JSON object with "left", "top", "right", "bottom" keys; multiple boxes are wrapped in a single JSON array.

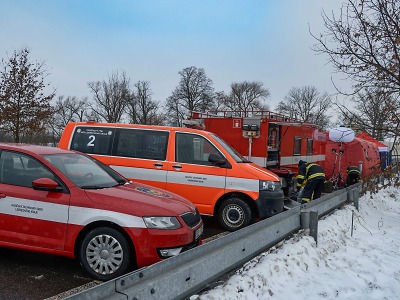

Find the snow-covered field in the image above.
[{"left": 191, "top": 186, "right": 400, "bottom": 300}]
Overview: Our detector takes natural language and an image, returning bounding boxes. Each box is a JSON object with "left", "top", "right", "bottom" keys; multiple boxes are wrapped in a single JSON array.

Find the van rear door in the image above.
[
  {"left": 68, "top": 126, "right": 115, "bottom": 166},
  {"left": 165, "top": 132, "right": 227, "bottom": 215}
]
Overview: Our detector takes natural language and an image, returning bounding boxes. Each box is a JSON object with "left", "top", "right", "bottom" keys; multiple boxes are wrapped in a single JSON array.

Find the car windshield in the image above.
[
  {"left": 210, "top": 134, "right": 250, "bottom": 163},
  {"left": 42, "top": 153, "right": 127, "bottom": 189}
]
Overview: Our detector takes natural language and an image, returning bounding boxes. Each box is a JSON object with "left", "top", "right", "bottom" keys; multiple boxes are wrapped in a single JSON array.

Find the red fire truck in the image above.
[{"left": 187, "top": 110, "right": 327, "bottom": 197}]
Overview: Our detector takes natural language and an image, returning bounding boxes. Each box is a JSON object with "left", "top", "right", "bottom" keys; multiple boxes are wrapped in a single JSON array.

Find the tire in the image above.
[
  {"left": 79, "top": 227, "right": 132, "bottom": 281},
  {"left": 218, "top": 197, "right": 252, "bottom": 231}
]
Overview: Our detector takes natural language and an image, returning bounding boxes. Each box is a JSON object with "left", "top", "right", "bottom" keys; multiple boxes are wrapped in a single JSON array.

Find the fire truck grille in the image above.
[{"left": 180, "top": 208, "right": 201, "bottom": 228}]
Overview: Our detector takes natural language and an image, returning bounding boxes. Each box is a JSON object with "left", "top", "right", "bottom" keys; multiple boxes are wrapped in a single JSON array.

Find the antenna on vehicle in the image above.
[{"left": 88, "top": 115, "right": 96, "bottom": 122}]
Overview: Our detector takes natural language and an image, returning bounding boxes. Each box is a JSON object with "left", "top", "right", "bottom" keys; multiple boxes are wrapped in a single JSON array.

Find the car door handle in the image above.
[
  {"left": 153, "top": 163, "right": 163, "bottom": 168},
  {"left": 0, "top": 193, "right": 6, "bottom": 198},
  {"left": 172, "top": 164, "right": 182, "bottom": 170}
]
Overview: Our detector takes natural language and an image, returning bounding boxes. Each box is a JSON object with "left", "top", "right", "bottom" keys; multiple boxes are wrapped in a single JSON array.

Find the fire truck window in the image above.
[
  {"left": 176, "top": 133, "right": 219, "bottom": 166},
  {"left": 307, "top": 139, "right": 313, "bottom": 155},
  {"left": 71, "top": 127, "right": 115, "bottom": 155},
  {"left": 293, "top": 137, "right": 301, "bottom": 155},
  {"left": 113, "top": 129, "right": 169, "bottom": 160}
]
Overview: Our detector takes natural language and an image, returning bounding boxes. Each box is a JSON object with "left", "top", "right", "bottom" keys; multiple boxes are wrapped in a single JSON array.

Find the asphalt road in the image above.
[
  {"left": 0, "top": 248, "right": 93, "bottom": 300},
  {"left": 0, "top": 216, "right": 225, "bottom": 300}
]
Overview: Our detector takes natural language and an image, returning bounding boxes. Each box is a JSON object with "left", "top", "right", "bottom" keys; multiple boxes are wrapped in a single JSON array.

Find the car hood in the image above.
[{"left": 84, "top": 181, "right": 197, "bottom": 217}]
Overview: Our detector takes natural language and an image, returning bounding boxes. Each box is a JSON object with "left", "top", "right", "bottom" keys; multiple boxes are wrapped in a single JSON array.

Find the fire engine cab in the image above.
[{"left": 187, "top": 110, "right": 327, "bottom": 197}]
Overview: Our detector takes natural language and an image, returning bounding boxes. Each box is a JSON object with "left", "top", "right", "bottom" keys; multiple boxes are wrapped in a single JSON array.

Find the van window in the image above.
[
  {"left": 70, "top": 127, "right": 115, "bottom": 155},
  {"left": 113, "top": 129, "right": 169, "bottom": 160},
  {"left": 176, "top": 133, "right": 220, "bottom": 166},
  {"left": 211, "top": 134, "right": 249, "bottom": 163}
]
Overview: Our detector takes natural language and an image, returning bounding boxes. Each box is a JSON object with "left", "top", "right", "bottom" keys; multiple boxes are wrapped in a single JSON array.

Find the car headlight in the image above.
[
  {"left": 260, "top": 180, "right": 281, "bottom": 191},
  {"left": 143, "top": 216, "right": 181, "bottom": 229}
]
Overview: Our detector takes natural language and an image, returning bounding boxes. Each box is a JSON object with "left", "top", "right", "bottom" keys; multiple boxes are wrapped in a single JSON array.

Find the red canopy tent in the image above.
[
  {"left": 357, "top": 131, "right": 389, "bottom": 151},
  {"left": 322, "top": 136, "right": 381, "bottom": 185},
  {"left": 357, "top": 131, "right": 391, "bottom": 168}
]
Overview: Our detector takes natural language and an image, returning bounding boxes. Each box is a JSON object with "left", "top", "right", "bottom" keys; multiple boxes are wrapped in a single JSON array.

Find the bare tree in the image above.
[
  {"left": 166, "top": 66, "right": 215, "bottom": 126},
  {"left": 127, "top": 81, "right": 163, "bottom": 125},
  {"left": 311, "top": 0, "right": 400, "bottom": 142},
  {"left": 214, "top": 91, "right": 229, "bottom": 111},
  {"left": 50, "top": 96, "right": 89, "bottom": 143},
  {"left": 165, "top": 95, "right": 183, "bottom": 127},
  {"left": 311, "top": 0, "right": 400, "bottom": 95},
  {"left": 88, "top": 71, "right": 130, "bottom": 123},
  {"left": 337, "top": 88, "right": 397, "bottom": 140},
  {"left": 276, "top": 86, "right": 332, "bottom": 129},
  {"left": 221, "top": 81, "right": 270, "bottom": 114},
  {"left": 0, "top": 47, "right": 54, "bottom": 143}
]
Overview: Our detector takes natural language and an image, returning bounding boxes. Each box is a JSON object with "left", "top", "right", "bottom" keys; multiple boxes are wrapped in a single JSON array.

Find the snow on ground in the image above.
[{"left": 191, "top": 186, "right": 400, "bottom": 300}]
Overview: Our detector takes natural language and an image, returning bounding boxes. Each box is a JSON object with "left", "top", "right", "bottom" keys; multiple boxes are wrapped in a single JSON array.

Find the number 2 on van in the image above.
[{"left": 59, "top": 122, "right": 284, "bottom": 231}]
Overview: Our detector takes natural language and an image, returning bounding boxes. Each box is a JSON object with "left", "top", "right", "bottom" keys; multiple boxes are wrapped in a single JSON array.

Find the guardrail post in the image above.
[
  {"left": 300, "top": 211, "right": 309, "bottom": 229},
  {"left": 309, "top": 211, "right": 318, "bottom": 245},
  {"left": 353, "top": 189, "right": 359, "bottom": 211},
  {"left": 348, "top": 186, "right": 360, "bottom": 211},
  {"left": 379, "top": 175, "right": 384, "bottom": 185}
]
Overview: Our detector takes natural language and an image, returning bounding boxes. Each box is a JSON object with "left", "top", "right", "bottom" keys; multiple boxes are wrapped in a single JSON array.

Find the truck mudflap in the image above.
[{"left": 255, "top": 189, "right": 284, "bottom": 219}]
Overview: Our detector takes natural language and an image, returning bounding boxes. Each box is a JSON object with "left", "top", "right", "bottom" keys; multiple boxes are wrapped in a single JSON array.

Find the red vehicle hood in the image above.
[{"left": 84, "top": 181, "right": 197, "bottom": 217}]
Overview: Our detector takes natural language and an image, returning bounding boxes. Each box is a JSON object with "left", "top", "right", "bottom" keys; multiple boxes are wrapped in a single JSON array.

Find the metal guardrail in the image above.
[{"left": 67, "top": 184, "right": 361, "bottom": 300}]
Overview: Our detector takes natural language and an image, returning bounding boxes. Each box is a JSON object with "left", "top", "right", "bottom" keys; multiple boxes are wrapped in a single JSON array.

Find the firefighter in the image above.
[
  {"left": 346, "top": 165, "right": 361, "bottom": 186},
  {"left": 296, "top": 160, "right": 326, "bottom": 204}
]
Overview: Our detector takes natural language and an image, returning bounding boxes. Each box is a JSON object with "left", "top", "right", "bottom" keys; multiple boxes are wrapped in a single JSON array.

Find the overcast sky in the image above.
[{"left": 0, "top": 0, "right": 348, "bottom": 111}]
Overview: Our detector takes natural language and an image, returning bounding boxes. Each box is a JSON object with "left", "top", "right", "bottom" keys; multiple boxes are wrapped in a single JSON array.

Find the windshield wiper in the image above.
[
  {"left": 111, "top": 181, "right": 127, "bottom": 187},
  {"left": 80, "top": 185, "right": 108, "bottom": 190}
]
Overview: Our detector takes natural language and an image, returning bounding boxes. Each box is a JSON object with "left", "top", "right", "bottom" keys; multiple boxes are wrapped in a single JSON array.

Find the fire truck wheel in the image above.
[
  {"left": 79, "top": 227, "right": 132, "bottom": 281},
  {"left": 218, "top": 198, "right": 252, "bottom": 231}
]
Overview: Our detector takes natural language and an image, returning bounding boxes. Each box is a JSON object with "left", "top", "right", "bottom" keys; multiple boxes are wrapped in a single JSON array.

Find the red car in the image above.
[{"left": 0, "top": 144, "right": 203, "bottom": 280}]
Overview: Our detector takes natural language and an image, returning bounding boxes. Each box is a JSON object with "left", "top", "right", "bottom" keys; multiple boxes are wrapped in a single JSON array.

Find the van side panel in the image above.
[
  {"left": 165, "top": 131, "right": 227, "bottom": 215},
  {"left": 110, "top": 161, "right": 168, "bottom": 190},
  {"left": 165, "top": 174, "right": 226, "bottom": 215}
]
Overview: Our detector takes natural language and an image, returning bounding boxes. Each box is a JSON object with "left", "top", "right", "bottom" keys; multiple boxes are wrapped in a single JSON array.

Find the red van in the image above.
[{"left": 0, "top": 144, "right": 203, "bottom": 281}]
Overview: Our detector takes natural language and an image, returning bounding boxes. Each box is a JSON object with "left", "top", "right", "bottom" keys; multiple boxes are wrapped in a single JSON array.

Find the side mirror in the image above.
[
  {"left": 208, "top": 153, "right": 228, "bottom": 166},
  {"left": 32, "top": 178, "right": 63, "bottom": 192}
]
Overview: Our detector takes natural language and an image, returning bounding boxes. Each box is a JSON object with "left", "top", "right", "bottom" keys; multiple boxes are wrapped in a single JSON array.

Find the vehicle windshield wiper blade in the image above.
[
  {"left": 238, "top": 160, "right": 251, "bottom": 163},
  {"left": 80, "top": 185, "right": 108, "bottom": 190},
  {"left": 111, "top": 181, "right": 127, "bottom": 187}
]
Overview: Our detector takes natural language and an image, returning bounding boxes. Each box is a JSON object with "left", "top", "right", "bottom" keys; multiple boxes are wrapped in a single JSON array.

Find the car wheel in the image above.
[
  {"left": 218, "top": 197, "right": 252, "bottom": 231},
  {"left": 79, "top": 227, "right": 132, "bottom": 281}
]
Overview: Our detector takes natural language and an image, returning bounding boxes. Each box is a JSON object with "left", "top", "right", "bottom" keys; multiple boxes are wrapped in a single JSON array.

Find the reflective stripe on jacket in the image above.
[
  {"left": 347, "top": 166, "right": 360, "bottom": 175},
  {"left": 296, "top": 162, "right": 325, "bottom": 187}
]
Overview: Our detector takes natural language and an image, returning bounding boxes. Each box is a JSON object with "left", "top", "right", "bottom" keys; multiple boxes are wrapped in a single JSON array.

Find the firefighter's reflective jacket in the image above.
[
  {"left": 346, "top": 165, "right": 361, "bottom": 185},
  {"left": 296, "top": 162, "right": 325, "bottom": 188},
  {"left": 347, "top": 166, "right": 361, "bottom": 177}
]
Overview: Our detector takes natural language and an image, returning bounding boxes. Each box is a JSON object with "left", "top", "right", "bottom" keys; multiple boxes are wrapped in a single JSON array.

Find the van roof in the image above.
[{"left": 68, "top": 121, "right": 211, "bottom": 134}]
